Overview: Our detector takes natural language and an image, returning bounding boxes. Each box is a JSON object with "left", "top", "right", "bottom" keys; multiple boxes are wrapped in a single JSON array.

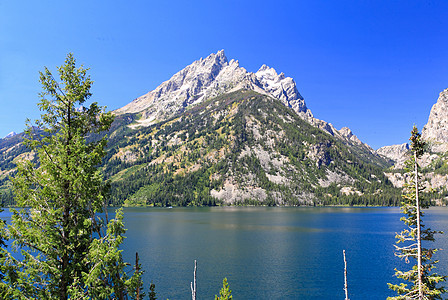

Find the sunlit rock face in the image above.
[{"left": 422, "top": 88, "right": 448, "bottom": 151}]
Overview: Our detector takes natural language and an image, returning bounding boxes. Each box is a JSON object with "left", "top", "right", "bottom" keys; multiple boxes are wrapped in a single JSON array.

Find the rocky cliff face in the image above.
[
  {"left": 378, "top": 88, "right": 448, "bottom": 166},
  {"left": 423, "top": 88, "right": 448, "bottom": 142},
  {"left": 422, "top": 88, "right": 448, "bottom": 152}
]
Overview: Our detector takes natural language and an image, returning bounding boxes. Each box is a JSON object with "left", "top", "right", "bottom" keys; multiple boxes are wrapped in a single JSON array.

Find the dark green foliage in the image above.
[
  {"left": 127, "top": 252, "right": 146, "bottom": 300},
  {"left": 0, "top": 54, "right": 143, "bottom": 299},
  {"left": 0, "top": 206, "right": 6, "bottom": 288}
]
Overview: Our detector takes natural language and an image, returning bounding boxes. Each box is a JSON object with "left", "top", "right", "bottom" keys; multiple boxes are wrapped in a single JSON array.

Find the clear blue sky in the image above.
[{"left": 1, "top": 0, "right": 447, "bottom": 149}]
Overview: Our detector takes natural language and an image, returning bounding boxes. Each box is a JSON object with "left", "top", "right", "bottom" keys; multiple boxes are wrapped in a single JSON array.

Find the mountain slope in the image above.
[{"left": 103, "top": 90, "right": 399, "bottom": 206}]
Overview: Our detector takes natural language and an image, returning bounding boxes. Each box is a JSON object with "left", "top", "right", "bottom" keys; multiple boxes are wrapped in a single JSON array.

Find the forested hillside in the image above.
[
  {"left": 102, "top": 90, "right": 399, "bottom": 206},
  {"left": 0, "top": 90, "right": 401, "bottom": 206}
]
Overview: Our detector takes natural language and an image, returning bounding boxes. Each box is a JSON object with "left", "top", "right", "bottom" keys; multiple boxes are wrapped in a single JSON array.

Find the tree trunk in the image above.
[
  {"left": 343, "top": 250, "right": 349, "bottom": 300},
  {"left": 191, "top": 260, "right": 197, "bottom": 300},
  {"left": 415, "top": 151, "right": 423, "bottom": 299}
]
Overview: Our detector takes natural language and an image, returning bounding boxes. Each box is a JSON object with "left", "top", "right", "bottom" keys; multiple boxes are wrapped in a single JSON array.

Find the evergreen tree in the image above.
[
  {"left": 0, "top": 54, "right": 142, "bottom": 299},
  {"left": 215, "top": 277, "right": 232, "bottom": 300},
  {"left": 388, "top": 126, "right": 446, "bottom": 299}
]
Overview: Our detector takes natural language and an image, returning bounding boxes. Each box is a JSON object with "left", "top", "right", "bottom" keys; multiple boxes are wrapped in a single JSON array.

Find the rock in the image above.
[
  {"left": 376, "top": 143, "right": 409, "bottom": 165},
  {"left": 255, "top": 64, "right": 308, "bottom": 114},
  {"left": 384, "top": 172, "right": 406, "bottom": 188},
  {"left": 340, "top": 186, "right": 363, "bottom": 196},
  {"left": 307, "top": 142, "right": 332, "bottom": 168},
  {"left": 422, "top": 88, "right": 448, "bottom": 147},
  {"left": 339, "top": 127, "right": 363, "bottom": 146}
]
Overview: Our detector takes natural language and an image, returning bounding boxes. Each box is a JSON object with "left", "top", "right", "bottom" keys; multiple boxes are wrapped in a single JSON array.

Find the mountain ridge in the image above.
[{"left": 114, "top": 50, "right": 377, "bottom": 156}]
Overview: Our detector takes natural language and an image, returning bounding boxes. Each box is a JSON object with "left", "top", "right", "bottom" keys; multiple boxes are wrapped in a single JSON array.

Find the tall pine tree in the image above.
[
  {"left": 388, "top": 126, "right": 446, "bottom": 299},
  {"left": 0, "top": 54, "right": 142, "bottom": 299}
]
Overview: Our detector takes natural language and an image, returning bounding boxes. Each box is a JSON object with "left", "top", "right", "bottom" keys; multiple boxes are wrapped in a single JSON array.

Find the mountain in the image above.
[
  {"left": 378, "top": 88, "right": 448, "bottom": 203},
  {"left": 115, "top": 51, "right": 379, "bottom": 155},
  {"left": 115, "top": 50, "right": 312, "bottom": 125},
  {"left": 0, "top": 51, "right": 400, "bottom": 206}
]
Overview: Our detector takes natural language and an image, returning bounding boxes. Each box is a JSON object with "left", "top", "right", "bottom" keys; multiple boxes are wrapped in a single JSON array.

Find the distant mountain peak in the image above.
[
  {"left": 4, "top": 131, "right": 17, "bottom": 139},
  {"left": 376, "top": 143, "right": 409, "bottom": 164},
  {"left": 257, "top": 64, "right": 272, "bottom": 73},
  {"left": 196, "top": 49, "right": 228, "bottom": 73}
]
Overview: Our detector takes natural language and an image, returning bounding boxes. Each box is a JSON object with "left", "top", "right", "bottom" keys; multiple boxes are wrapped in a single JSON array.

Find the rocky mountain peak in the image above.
[
  {"left": 115, "top": 50, "right": 310, "bottom": 126},
  {"left": 4, "top": 131, "right": 17, "bottom": 139},
  {"left": 338, "top": 127, "right": 363, "bottom": 146},
  {"left": 422, "top": 88, "right": 448, "bottom": 147},
  {"left": 255, "top": 64, "right": 306, "bottom": 113},
  {"left": 114, "top": 50, "right": 372, "bottom": 154},
  {"left": 339, "top": 127, "right": 354, "bottom": 138},
  {"left": 257, "top": 64, "right": 280, "bottom": 78},
  {"left": 196, "top": 49, "right": 228, "bottom": 73}
]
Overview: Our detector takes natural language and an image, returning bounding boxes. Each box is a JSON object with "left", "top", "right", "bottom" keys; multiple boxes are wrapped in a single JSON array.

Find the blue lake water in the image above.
[
  {"left": 118, "top": 207, "right": 448, "bottom": 299},
  {"left": 2, "top": 206, "right": 448, "bottom": 299}
]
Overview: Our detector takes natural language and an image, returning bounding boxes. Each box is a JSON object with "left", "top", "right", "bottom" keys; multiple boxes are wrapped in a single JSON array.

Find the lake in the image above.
[
  {"left": 2, "top": 206, "right": 448, "bottom": 299},
  {"left": 118, "top": 207, "right": 448, "bottom": 299}
]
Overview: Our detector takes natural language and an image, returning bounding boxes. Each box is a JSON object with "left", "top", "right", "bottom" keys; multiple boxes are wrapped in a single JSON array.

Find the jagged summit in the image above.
[
  {"left": 115, "top": 50, "right": 310, "bottom": 127},
  {"left": 255, "top": 64, "right": 306, "bottom": 113},
  {"left": 114, "top": 50, "right": 374, "bottom": 154},
  {"left": 339, "top": 127, "right": 364, "bottom": 146}
]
